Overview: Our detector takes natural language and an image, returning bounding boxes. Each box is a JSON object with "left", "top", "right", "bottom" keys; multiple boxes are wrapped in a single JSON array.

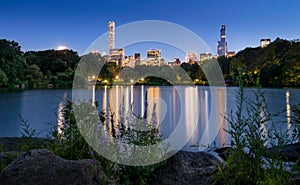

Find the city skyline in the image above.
[{"left": 1, "top": 0, "right": 300, "bottom": 57}]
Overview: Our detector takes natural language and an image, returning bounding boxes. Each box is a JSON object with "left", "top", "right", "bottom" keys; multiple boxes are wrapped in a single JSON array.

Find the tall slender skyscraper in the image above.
[
  {"left": 108, "top": 21, "right": 115, "bottom": 59},
  {"left": 217, "top": 25, "right": 228, "bottom": 57}
]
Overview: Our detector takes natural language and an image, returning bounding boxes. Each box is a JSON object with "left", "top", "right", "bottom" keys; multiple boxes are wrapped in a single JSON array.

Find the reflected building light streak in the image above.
[
  {"left": 217, "top": 88, "right": 227, "bottom": 146},
  {"left": 115, "top": 85, "right": 119, "bottom": 120},
  {"left": 200, "top": 89, "right": 210, "bottom": 145},
  {"left": 199, "top": 89, "right": 209, "bottom": 141},
  {"left": 205, "top": 90, "right": 209, "bottom": 125},
  {"left": 260, "top": 101, "right": 268, "bottom": 143},
  {"left": 102, "top": 86, "right": 109, "bottom": 125},
  {"left": 172, "top": 88, "right": 177, "bottom": 127},
  {"left": 198, "top": 89, "right": 206, "bottom": 133},
  {"left": 147, "top": 87, "right": 161, "bottom": 125},
  {"left": 130, "top": 85, "right": 134, "bottom": 108},
  {"left": 200, "top": 88, "right": 226, "bottom": 149},
  {"left": 286, "top": 90, "right": 292, "bottom": 136},
  {"left": 57, "top": 91, "right": 68, "bottom": 136},
  {"left": 184, "top": 87, "right": 199, "bottom": 142},
  {"left": 125, "top": 86, "right": 130, "bottom": 128},
  {"left": 141, "top": 85, "right": 144, "bottom": 117},
  {"left": 92, "top": 84, "right": 95, "bottom": 106}
]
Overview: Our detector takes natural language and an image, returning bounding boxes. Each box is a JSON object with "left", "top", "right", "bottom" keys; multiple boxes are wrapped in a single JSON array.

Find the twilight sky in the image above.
[{"left": 1, "top": 0, "right": 300, "bottom": 59}]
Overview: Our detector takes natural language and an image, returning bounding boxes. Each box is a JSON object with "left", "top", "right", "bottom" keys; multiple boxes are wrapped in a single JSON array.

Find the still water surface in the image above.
[{"left": 0, "top": 86, "right": 299, "bottom": 151}]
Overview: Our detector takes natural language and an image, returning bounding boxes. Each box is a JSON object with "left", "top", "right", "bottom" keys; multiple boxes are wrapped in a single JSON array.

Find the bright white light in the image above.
[{"left": 57, "top": 46, "right": 67, "bottom": 50}]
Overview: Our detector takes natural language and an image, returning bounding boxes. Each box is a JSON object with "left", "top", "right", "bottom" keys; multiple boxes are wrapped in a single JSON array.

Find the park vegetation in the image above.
[{"left": 0, "top": 38, "right": 300, "bottom": 88}]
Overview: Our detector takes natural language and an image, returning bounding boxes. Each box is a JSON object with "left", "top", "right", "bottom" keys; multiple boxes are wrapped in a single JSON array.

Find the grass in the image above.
[{"left": 213, "top": 68, "right": 297, "bottom": 185}]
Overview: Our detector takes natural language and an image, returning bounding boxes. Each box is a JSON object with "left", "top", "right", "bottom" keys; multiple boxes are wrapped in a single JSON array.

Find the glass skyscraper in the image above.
[{"left": 217, "top": 25, "right": 228, "bottom": 57}]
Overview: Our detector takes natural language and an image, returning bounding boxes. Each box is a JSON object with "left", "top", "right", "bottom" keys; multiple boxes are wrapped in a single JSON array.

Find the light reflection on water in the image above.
[
  {"left": 97, "top": 85, "right": 226, "bottom": 151},
  {"left": 0, "top": 87, "right": 299, "bottom": 151},
  {"left": 57, "top": 91, "right": 67, "bottom": 136}
]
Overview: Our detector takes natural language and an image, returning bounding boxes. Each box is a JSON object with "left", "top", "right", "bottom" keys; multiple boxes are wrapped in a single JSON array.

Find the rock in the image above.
[
  {"left": 213, "top": 147, "right": 233, "bottom": 160},
  {"left": 292, "top": 174, "right": 300, "bottom": 185},
  {"left": 278, "top": 143, "right": 300, "bottom": 162},
  {"left": 151, "top": 151, "right": 222, "bottom": 185},
  {"left": 267, "top": 142, "right": 300, "bottom": 162},
  {"left": 0, "top": 149, "right": 114, "bottom": 185},
  {"left": 215, "top": 143, "right": 300, "bottom": 162}
]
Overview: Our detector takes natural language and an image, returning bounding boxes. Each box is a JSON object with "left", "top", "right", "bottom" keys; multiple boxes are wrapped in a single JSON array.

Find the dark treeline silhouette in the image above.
[
  {"left": 181, "top": 38, "right": 300, "bottom": 87},
  {"left": 0, "top": 38, "right": 300, "bottom": 88},
  {"left": 0, "top": 39, "right": 80, "bottom": 88}
]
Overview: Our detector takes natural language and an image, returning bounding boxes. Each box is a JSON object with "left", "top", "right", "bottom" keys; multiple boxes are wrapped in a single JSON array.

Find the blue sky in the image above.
[{"left": 1, "top": 0, "right": 300, "bottom": 60}]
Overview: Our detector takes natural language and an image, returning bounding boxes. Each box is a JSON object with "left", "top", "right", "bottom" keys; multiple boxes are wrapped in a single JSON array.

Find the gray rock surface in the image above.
[
  {"left": 277, "top": 142, "right": 300, "bottom": 162},
  {"left": 0, "top": 149, "right": 113, "bottom": 185},
  {"left": 151, "top": 151, "right": 221, "bottom": 185}
]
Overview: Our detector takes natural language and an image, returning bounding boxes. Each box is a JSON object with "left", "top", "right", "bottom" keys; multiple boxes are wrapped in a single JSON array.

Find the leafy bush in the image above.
[
  {"left": 214, "top": 68, "right": 294, "bottom": 184},
  {"left": 47, "top": 101, "right": 91, "bottom": 160},
  {"left": 291, "top": 104, "right": 300, "bottom": 141},
  {"left": 47, "top": 99, "right": 166, "bottom": 184}
]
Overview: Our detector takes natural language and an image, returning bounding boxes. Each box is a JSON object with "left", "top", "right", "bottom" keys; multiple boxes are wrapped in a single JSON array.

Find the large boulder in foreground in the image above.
[
  {"left": 151, "top": 151, "right": 221, "bottom": 185},
  {"left": 0, "top": 149, "right": 112, "bottom": 185}
]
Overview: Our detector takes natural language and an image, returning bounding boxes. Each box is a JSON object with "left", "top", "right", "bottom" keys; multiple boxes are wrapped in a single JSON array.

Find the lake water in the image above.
[{"left": 1, "top": 86, "right": 299, "bottom": 151}]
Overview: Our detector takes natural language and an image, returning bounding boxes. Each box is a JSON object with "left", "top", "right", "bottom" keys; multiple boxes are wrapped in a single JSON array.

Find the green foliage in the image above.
[
  {"left": 46, "top": 99, "right": 166, "bottom": 184},
  {"left": 119, "top": 65, "right": 180, "bottom": 85},
  {"left": 0, "top": 68, "right": 8, "bottom": 86},
  {"left": 0, "top": 152, "right": 21, "bottom": 172},
  {"left": 0, "top": 39, "right": 27, "bottom": 87},
  {"left": 0, "top": 39, "right": 81, "bottom": 89},
  {"left": 291, "top": 104, "right": 300, "bottom": 140},
  {"left": 48, "top": 101, "right": 91, "bottom": 160},
  {"left": 180, "top": 62, "right": 206, "bottom": 82},
  {"left": 214, "top": 70, "right": 294, "bottom": 184},
  {"left": 19, "top": 114, "right": 38, "bottom": 138},
  {"left": 2, "top": 38, "right": 299, "bottom": 88},
  {"left": 231, "top": 38, "right": 300, "bottom": 87},
  {"left": 17, "top": 114, "right": 49, "bottom": 152}
]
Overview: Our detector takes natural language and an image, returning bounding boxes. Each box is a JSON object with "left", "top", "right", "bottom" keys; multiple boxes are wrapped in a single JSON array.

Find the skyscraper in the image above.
[
  {"left": 108, "top": 21, "right": 115, "bottom": 59},
  {"left": 217, "top": 25, "right": 228, "bottom": 57}
]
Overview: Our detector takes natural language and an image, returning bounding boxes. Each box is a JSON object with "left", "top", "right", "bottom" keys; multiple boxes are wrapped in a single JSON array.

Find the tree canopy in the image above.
[{"left": 0, "top": 38, "right": 299, "bottom": 88}]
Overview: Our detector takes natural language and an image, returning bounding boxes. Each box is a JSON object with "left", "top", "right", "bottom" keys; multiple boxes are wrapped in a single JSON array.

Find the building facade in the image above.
[
  {"left": 147, "top": 49, "right": 162, "bottom": 66},
  {"left": 108, "top": 21, "right": 115, "bottom": 59},
  {"left": 109, "top": 48, "right": 124, "bottom": 66},
  {"left": 200, "top": 53, "right": 212, "bottom": 62},
  {"left": 185, "top": 52, "right": 198, "bottom": 63},
  {"left": 217, "top": 25, "right": 228, "bottom": 57},
  {"left": 260, "top": 39, "right": 271, "bottom": 48},
  {"left": 122, "top": 56, "right": 135, "bottom": 68}
]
